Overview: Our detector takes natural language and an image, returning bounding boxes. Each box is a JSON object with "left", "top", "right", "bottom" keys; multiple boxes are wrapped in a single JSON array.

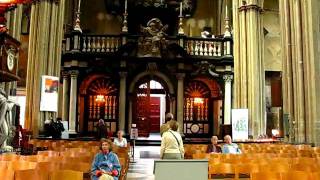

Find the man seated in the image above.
[{"left": 222, "top": 135, "right": 241, "bottom": 154}]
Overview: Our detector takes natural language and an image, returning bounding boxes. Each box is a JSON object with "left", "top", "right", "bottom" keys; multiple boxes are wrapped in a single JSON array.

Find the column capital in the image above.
[
  {"left": 62, "top": 71, "right": 69, "bottom": 78},
  {"left": 176, "top": 73, "right": 185, "bottom": 80},
  {"left": 239, "top": 4, "right": 263, "bottom": 13},
  {"left": 70, "top": 70, "right": 79, "bottom": 78},
  {"left": 223, "top": 74, "right": 233, "bottom": 82},
  {"left": 119, "top": 72, "right": 128, "bottom": 78}
]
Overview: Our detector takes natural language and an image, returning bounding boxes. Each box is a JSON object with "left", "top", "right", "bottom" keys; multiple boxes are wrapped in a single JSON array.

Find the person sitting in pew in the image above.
[
  {"left": 222, "top": 135, "right": 242, "bottom": 154},
  {"left": 91, "top": 138, "right": 121, "bottom": 180},
  {"left": 206, "top": 135, "right": 222, "bottom": 153},
  {"left": 113, "top": 130, "right": 127, "bottom": 148}
]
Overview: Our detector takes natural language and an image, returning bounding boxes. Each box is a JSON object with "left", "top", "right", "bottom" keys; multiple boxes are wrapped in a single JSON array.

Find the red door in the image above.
[{"left": 150, "top": 97, "right": 160, "bottom": 132}]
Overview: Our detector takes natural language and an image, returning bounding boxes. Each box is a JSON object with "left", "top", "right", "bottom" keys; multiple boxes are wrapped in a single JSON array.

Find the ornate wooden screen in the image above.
[
  {"left": 85, "top": 77, "right": 118, "bottom": 135},
  {"left": 184, "top": 80, "right": 211, "bottom": 137}
]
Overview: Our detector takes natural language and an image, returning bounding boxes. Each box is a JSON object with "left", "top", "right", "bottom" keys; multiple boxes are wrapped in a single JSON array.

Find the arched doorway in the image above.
[{"left": 132, "top": 77, "right": 171, "bottom": 137}]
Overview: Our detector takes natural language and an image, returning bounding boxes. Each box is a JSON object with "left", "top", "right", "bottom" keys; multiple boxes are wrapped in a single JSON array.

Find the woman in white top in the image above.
[
  {"left": 113, "top": 130, "right": 127, "bottom": 147},
  {"left": 160, "top": 120, "right": 184, "bottom": 159}
]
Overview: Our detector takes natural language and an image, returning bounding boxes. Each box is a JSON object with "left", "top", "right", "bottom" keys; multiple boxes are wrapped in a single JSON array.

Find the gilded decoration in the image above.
[{"left": 138, "top": 18, "right": 168, "bottom": 57}]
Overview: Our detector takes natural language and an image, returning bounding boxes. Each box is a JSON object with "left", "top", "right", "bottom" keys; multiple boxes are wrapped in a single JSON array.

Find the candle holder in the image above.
[
  {"left": 178, "top": 15, "right": 184, "bottom": 35},
  {"left": 122, "top": 12, "right": 128, "bottom": 33},
  {"left": 122, "top": 0, "right": 128, "bottom": 33}
]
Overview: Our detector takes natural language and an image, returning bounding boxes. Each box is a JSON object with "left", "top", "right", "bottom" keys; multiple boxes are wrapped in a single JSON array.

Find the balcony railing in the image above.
[{"left": 63, "top": 33, "right": 233, "bottom": 59}]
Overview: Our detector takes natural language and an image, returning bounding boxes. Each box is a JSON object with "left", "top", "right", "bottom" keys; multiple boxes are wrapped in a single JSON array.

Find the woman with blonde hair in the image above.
[
  {"left": 160, "top": 120, "right": 184, "bottom": 159},
  {"left": 91, "top": 139, "right": 121, "bottom": 180}
]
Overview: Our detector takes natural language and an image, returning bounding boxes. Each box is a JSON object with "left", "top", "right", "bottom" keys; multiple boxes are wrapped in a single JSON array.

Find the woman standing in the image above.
[
  {"left": 91, "top": 139, "right": 121, "bottom": 180},
  {"left": 160, "top": 120, "right": 184, "bottom": 159}
]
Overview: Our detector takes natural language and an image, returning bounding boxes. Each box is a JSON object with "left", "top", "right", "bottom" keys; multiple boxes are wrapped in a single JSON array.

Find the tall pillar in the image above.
[
  {"left": 279, "top": 0, "right": 320, "bottom": 144},
  {"left": 169, "top": 96, "right": 176, "bottom": 116},
  {"left": 24, "top": 0, "right": 66, "bottom": 136},
  {"left": 118, "top": 72, "right": 127, "bottom": 131},
  {"left": 223, "top": 75, "right": 233, "bottom": 125},
  {"left": 68, "top": 70, "right": 78, "bottom": 133},
  {"left": 232, "top": 0, "right": 265, "bottom": 138},
  {"left": 176, "top": 73, "right": 185, "bottom": 133},
  {"left": 128, "top": 96, "right": 133, "bottom": 133},
  {"left": 62, "top": 71, "right": 69, "bottom": 121}
]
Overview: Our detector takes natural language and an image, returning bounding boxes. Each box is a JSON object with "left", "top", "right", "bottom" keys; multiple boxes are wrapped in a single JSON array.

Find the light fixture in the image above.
[
  {"left": 194, "top": 97, "right": 204, "bottom": 104},
  {"left": 95, "top": 95, "right": 105, "bottom": 103}
]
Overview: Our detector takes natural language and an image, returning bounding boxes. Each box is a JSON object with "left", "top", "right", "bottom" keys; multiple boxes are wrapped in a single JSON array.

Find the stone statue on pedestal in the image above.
[{"left": 0, "top": 89, "right": 13, "bottom": 151}]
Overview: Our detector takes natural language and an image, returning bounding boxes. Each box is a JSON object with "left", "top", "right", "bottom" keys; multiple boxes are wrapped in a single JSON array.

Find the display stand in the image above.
[{"left": 130, "top": 124, "right": 138, "bottom": 163}]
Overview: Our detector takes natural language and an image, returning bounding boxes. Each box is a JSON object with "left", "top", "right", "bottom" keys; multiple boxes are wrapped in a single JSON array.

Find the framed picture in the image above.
[{"left": 40, "top": 75, "right": 59, "bottom": 112}]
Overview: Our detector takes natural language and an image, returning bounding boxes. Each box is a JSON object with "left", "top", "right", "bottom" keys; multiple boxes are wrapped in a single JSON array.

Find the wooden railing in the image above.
[
  {"left": 63, "top": 33, "right": 233, "bottom": 59},
  {"left": 81, "top": 35, "right": 122, "bottom": 53}
]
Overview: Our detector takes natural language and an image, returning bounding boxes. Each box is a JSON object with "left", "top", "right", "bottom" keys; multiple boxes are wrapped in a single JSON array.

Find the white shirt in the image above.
[
  {"left": 160, "top": 130, "right": 184, "bottom": 158},
  {"left": 113, "top": 137, "right": 127, "bottom": 147}
]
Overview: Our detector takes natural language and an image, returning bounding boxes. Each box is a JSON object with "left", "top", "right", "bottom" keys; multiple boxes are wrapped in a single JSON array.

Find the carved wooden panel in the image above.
[
  {"left": 85, "top": 77, "right": 118, "bottom": 135},
  {"left": 184, "top": 80, "right": 211, "bottom": 137}
]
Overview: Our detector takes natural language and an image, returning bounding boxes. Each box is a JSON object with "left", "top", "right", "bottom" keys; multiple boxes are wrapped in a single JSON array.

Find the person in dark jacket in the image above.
[
  {"left": 206, "top": 136, "right": 222, "bottom": 153},
  {"left": 51, "top": 118, "right": 65, "bottom": 139}
]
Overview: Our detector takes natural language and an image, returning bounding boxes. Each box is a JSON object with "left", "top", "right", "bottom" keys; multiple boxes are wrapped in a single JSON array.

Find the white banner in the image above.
[
  {"left": 232, "top": 109, "right": 249, "bottom": 140},
  {"left": 40, "top": 75, "right": 59, "bottom": 112}
]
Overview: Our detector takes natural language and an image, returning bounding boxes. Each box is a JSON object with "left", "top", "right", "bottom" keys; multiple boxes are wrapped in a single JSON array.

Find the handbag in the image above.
[{"left": 169, "top": 130, "right": 184, "bottom": 159}]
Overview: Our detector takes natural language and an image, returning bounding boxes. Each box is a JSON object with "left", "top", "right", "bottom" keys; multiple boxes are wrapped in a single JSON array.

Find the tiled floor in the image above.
[{"left": 126, "top": 146, "right": 160, "bottom": 180}]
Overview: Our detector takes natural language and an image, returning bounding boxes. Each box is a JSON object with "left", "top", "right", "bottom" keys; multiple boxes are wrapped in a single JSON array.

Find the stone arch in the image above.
[
  {"left": 79, "top": 74, "right": 111, "bottom": 95},
  {"left": 128, "top": 71, "right": 174, "bottom": 94}
]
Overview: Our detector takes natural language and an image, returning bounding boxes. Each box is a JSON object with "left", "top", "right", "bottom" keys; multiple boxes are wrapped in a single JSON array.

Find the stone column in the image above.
[
  {"left": 24, "top": 0, "right": 66, "bottom": 136},
  {"left": 118, "top": 72, "right": 127, "bottom": 131},
  {"left": 68, "top": 70, "right": 78, "bottom": 133},
  {"left": 176, "top": 73, "right": 185, "bottom": 133},
  {"left": 223, "top": 75, "right": 233, "bottom": 125},
  {"left": 128, "top": 96, "right": 133, "bottom": 133},
  {"left": 169, "top": 96, "right": 176, "bottom": 117},
  {"left": 232, "top": 0, "right": 265, "bottom": 138},
  {"left": 62, "top": 71, "right": 69, "bottom": 121},
  {"left": 279, "top": 0, "right": 320, "bottom": 144}
]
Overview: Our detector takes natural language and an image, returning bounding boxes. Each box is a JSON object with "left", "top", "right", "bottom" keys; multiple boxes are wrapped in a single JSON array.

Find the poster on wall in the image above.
[
  {"left": 232, "top": 109, "right": 249, "bottom": 140},
  {"left": 40, "top": 75, "right": 59, "bottom": 112}
]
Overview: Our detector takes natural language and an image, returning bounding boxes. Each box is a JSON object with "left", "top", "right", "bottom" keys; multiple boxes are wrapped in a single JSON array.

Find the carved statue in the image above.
[
  {"left": 0, "top": 89, "right": 13, "bottom": 151},
  {"left": 138, "top": 18, "right": 168, "bottom": 57}
]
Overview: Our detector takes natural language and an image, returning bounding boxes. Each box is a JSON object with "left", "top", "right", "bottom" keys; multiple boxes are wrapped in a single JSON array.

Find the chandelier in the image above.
[
  {"left": 95, "top": 95, "right": 106, "bottom": 103},
  {"left": 0, "top": 0, "right": 33, "bottom": 33}
]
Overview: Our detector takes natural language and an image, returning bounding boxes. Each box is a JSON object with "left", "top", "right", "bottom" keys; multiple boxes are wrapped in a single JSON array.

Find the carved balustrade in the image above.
[{"left": 63, "top": 33, "right": 233, "bottom": 59}]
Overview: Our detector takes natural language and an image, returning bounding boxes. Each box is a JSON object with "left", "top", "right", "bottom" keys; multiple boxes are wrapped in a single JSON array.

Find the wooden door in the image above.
[
  {"left": 133, "top": 82, "right": 151, "bottom": 137},
  {"left": 150, "top": 97, "right": 160, "bottom": 132}
]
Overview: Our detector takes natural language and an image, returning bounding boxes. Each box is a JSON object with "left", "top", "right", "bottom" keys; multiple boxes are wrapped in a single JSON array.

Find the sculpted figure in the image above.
[
  {"left": 0, "top": 89, "right": 12, "bottom": 151},
  {"left": 139, "top": 18, "right": 168, "bottom": 57}
]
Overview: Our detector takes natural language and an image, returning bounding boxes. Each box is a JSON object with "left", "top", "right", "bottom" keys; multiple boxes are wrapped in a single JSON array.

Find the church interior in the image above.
[{"left": 0, "top": 0, "right": 319, "bottom": 179}]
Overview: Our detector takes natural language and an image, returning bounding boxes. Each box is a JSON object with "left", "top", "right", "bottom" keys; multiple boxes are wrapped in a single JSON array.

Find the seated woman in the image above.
[
  {"left": 91, "top": 139, "right": 121, "bottom": 180},
  {"left": 206, "top": 136, "right": 222, "bottom": 153},
  {"left": 113, "top": 130, "right": 127, "bottom": 148},
  {"left": 222, "top": 135, "right": 242, "bottom": 154}
]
